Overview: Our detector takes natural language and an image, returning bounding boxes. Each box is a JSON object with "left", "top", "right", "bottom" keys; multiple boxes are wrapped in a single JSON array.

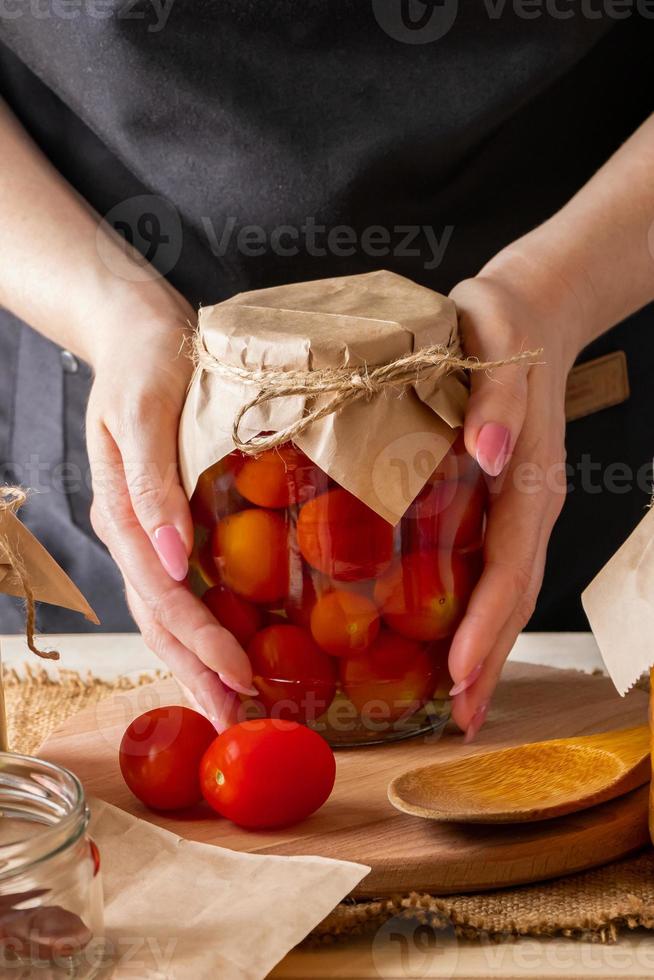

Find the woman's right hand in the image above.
[
  {"left": 85, "top": 304, "right": 257, "bottom": 732},
  {"left": 0, "top": 97, "right": 256, "bottom": 729}
]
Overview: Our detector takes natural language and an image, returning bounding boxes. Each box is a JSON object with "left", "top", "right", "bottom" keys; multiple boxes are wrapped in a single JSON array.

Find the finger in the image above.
[
  {"left": 456, "top": 305, "right": 530, "bottom": 477},
  {"left": 450, "top": 608, "right": 528, "bottom": 740},
  {"left": 465, "top": 363, "right": 528, "bottom": 478},
  {"left": 88, "top": 423, "right": 257, "bottom": 696},
  {"left": 106, "top": 394, "right": 193, "bottom": 581},
  {"left": 124, "top": 583, "right": 241, "bottom": 732},
  {"left": 449, "top": 499, "right": 559, "bottom": 736},
  {"left": 447, "top": 408, "right": 565, "bottom": 695},
  {"left": 448, "top": 481, "right": 546, "bottom": 686}
]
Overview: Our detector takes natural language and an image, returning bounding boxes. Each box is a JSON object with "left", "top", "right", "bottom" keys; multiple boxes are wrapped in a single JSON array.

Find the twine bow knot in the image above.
[
  {"left": 0, "top": 488, "right": 59, "bottom": 661},
  {"left": 192, "top": 331, "right": 542, "bottom": 455}
]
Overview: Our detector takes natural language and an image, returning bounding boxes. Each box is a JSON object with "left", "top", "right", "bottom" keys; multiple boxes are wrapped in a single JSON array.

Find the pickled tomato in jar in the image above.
[{"left": 190, "top": 434, "right": 486, "bottom": 747}]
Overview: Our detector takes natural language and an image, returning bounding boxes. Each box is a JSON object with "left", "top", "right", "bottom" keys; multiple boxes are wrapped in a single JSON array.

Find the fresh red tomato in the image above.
[
  {"left": 89, "top": 838, "right": 101, "bottom": 877},
  {"left": 297, "top": 488, "right": 395, "bottom": 581},
  {"left": 200, "top": 719, "right": 336, "bottom": 829},
  {"left": 310, "top": 589, "right": 380, "bottom": 657},
  {"left": 212, "top": 508, "right": 289, "bottom": 603},
  {"left": 405, "top": 473, "right": 487, "bottom": 552},
  {"left": 119, "top": 706, "right": 216, "bottom": 811},
  {"left": 234, "top": 444, "right": 325, "bottom": 508},
  {"left": 374, "top": 551, "right": 479, "bottom": 642},
  {"left": 340, "top": 631, "right": 435, "bottom": 723},
  {"left": 202, "top": 584, "right": 262, "bottom": 648},
  {"left": 248, "top": 624, "right": 337, "bottom": 724}
]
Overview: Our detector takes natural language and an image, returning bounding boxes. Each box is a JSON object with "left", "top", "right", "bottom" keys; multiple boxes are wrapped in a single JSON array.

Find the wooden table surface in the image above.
[
  {"left": 270, "top": 931, "right": 654, "bottom": 979},
  {"left": 4, "top": 631, "right": 653, "bottom": 979}
]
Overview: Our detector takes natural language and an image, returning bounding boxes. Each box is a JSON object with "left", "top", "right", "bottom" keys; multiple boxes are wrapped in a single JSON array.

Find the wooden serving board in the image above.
[{"left": 39, "top": 662, "right": 651, "bottom": 898}]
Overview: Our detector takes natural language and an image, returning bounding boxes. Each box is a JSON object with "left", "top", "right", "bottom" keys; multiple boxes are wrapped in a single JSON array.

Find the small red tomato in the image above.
[
  {"left": 119, "top": 706, "right": 216, "bottom": 811},
  {"left": 262, "top": 610, "right": 290, "bottom": 628},
  {"left": 202, "top": 584, "right": 262, "bottom": 648},
  {"left": 234, "top": 444, "right": 325, "bottom": 508},
  {"left": 89, "top": 838, "right": 101, "bottom": 877},
  {"left": 310, "top": 589, "right": 380, "bottom": 657},
  {"left": 189, "top": 537, "right": 221, "bottom": 589},
  {"left": 248, "top": 624, "right": 337, "bottom": 724},
  {"left": 340, "top": 631, "right": 435, "bottom": 723},
  {"left": 427, "top": 431, "right": 479, "bottom": 485},
  {"left": 297, "top": 488, "right": 395, "bottom": 581},
  {"left": 212, "top": 508, "right": 289, "bottom": 603},
  {"left": 374, "top": 551, "right": 478, "bottom": 642},
  {"left": 200, "top": 719, "right": 336, "bottom": 829},
  {"left": 427, "top": 638, "right": 455, "bottom": 699},
  {"left": 283, "top": 571, "right": 318, "bottom": 627},
  {"left": 190, "top": 456, "right": 240, "bottom": 528},
  {"left": 406, "top": 474, "right": 487, "bottom": 552}
]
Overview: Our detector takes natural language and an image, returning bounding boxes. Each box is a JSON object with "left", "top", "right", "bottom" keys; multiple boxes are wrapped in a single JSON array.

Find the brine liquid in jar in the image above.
[{"left": 189, "top": 435, "right": 486, "bottom": 746}]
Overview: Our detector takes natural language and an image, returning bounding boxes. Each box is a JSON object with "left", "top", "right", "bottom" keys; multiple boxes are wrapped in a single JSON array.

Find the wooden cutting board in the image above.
[{"left": 39, "top": 662, "right": 651, "bottom": 898}]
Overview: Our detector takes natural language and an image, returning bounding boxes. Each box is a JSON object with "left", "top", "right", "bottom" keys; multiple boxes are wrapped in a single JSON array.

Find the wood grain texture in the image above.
[
  {"left": 388, "top": 726, "right": 651, "bottom": 823},
  {"left": 39, "top": 662, "right": 651, "bottom": 898}
]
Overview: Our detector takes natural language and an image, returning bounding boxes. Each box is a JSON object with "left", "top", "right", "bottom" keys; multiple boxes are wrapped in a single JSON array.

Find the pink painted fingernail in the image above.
[
  {"left": 153, "top": 525, "right": 188, "bottom": 581},
  {"left": 194, "top": 681, "right": 238, "bottom": 733},
  {"left": 218, "top": 672, "right": 259, "bottom": 698},
  {"left": 202, "top": 688, "right": 239, "bottom": 733},
  {"left": 464, "top": 701, "right": 490, "bottom": 744},
  {"left": 449, "top": 662, "right": 483, "bottom": 697},
  {"left": 208, "top": 709, "right": 235, "bottom": 734},
  {"left": 476, "top": 423, "right": 512, "bottom": 477}
]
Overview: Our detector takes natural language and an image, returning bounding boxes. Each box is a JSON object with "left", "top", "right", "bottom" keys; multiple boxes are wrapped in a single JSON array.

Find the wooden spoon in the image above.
[{"left": 388, "top": 725, "right": 651, "bottom": 823}]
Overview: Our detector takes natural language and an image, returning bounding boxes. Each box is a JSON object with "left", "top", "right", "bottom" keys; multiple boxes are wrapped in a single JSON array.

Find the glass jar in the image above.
[
  {"left": 189, "top": 433, "right": 486, "bottom": 746},
  {"left": 0, "top": 753, "right": 104, "bottom": 979}
]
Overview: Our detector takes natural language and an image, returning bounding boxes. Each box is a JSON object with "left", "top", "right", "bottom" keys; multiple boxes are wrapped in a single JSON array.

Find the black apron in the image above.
[{"left": 0, "top": 6, "right": 652, "bottom": 631}]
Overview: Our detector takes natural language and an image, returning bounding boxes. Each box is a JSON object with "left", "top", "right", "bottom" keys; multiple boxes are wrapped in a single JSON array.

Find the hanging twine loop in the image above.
[
  {"left": 0, "top": 488, "right": 60, "bottom": 661},
  {"left": 192, "top": 332, "right": 543, "bottom": 455}
]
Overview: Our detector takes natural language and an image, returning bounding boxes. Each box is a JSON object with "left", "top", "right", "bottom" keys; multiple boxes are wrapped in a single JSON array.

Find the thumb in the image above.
[
  {"left": 115, "top": 411, "right": 193, "bottom": 582},
  {"left": 464, "top": 362, "right": 529, "bottom": 478}
]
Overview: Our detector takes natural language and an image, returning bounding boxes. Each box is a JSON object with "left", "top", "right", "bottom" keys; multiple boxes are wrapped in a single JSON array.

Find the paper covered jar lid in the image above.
[{"left": 179, "top": 270, "right": 470, "bottom": 525}]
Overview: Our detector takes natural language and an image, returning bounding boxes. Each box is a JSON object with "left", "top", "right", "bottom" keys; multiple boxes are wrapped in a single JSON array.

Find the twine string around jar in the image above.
[
  {"left": 0, "top": 487, "right": 60, "bottom": 661},
  {"left": 192, "top": 332, "right": 543, "bottom": 455}
]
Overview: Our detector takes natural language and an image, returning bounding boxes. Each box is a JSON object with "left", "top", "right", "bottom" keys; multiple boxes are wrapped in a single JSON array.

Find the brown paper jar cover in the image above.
[
  {"left": 0, "top": 487, "right": 98, "bottom": 750},
  {"left": 180, "top": 270, "right": 469, "bottom": 525},
  {"left": 582, "top": 502, "right": 654, "bottom": 847}
]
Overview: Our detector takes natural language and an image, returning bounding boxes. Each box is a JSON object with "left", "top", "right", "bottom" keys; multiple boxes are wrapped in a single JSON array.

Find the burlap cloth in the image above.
[{"left": 6, "top": 668, "right": 654, "bottom": 945}]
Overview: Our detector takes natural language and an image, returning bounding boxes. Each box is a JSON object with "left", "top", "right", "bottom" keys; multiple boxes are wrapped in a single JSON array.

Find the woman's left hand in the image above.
[{"left": 447, "top": 248, "right": 588, "bottom": 740}]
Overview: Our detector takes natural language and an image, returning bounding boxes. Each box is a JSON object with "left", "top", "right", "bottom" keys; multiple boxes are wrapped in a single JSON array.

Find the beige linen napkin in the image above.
[{"left": 89, "top": 799, "right": 369, "bottom": 980}]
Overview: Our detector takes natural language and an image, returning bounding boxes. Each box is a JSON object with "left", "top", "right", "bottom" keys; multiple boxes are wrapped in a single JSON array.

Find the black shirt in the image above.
[{"left": 0, "top": 7, "right": 652, "bottom": 630}]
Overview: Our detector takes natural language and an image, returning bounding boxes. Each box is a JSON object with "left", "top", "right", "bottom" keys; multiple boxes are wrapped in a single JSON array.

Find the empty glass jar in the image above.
[{"left": 0, "top": 754, "right": 104, "bottom": 978}]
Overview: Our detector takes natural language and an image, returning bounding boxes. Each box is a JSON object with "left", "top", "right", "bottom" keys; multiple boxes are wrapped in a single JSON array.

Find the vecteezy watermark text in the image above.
[
  {"left": 202, "top": 217, "right": 455, "bottom": 271},
  {"left": 4, "top": 452, "right": 653, "bottom": 503},
  {"left": 372, "top": 0, "right": 654, "bottom": 44},
  {"left": 0, "top": 0, "right": 175, "bottom": 32}
]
